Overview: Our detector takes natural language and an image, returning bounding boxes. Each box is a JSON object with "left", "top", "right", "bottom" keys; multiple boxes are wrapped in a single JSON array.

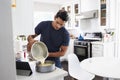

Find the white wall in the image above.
[
  {"left": 0, "top": 0, "right": 16, "bottom": 80},
  {"left": 79, "top": 18, "right": 101, "bottom": 32},
  {"left": 115, "top": 0, "right": 120, "bottom": 58},
  {"left": 33, "top": 2, "right": 61, "bottom": 13},
  {"left": 33, "top": 11, "right": 54, "bottom": 27},
  {"left": 32, "top": 2, "right": 61, "bottom": 40},
  {"left": 12, "top": 1, "right": 61, "bottom": 39},
  {"left": 33, "top": 2, "right": 61, "bottom": 27},
  {"left": 118, "top": 0, "right": 120, "bottom": 58}
]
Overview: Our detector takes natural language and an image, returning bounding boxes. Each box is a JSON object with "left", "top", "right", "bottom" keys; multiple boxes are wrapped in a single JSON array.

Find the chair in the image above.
[{"left": 68, "top": 53, "right": 95, "bottom": 80}]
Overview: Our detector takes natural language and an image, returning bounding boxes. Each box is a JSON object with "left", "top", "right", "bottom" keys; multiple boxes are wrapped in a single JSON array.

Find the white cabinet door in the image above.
[
  {"left": 108, "top": 0, "right": 116, "bottom": 29},
  {"left": 100, "top": 0, "right": 116, "bottom": 29},
  {"left": 61, "top": 1, "right": 80, "bottom": 29},
  {"left": 103, "top": 42, "right": 115, "bottom": 57},
  {"left": 80, "top": 0, "right": 99, "bottom": 12},
  {"left": 92, "top": 42, "right": 115, "bottom": 57},
  {"left": 92, "top": 44, "right": 103, "bottom": 57}
]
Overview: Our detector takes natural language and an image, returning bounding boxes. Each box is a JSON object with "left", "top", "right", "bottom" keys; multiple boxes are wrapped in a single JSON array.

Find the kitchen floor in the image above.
[{"left": 61, "top": 61, "right": 103, "bottom": 80}]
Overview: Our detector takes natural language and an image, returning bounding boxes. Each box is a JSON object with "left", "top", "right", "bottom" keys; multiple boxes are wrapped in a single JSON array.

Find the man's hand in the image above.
[
  {"left": 27, "top": 34, "right": 38, "bottom": 52},
  {"left": 27, "top": 40, "right": 38, "bottom": 52}
]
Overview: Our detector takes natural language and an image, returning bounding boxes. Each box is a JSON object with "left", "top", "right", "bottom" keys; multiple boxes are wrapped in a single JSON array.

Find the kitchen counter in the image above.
[
  {"left": 91, "top": 41, "right": 115, "bottom": 57},
  {"left": 16, "top": 61, "right": 68, "bottom": 80},
  {"left": 91, "top": 41, "right": 115, "bottom": 45}
]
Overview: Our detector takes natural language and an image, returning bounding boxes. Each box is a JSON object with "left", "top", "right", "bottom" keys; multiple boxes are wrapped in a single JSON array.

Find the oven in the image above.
[
  {"left": 74, "top": 32, "right": 102, "bottom": 61},
  {"left": 74, "top": 40, "right": 91, "bottom": 61}
]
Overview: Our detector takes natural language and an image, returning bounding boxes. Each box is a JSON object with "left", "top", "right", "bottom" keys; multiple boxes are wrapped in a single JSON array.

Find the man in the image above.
[{"left": 27, "top": 10, "right": 70, "bottom": 68}]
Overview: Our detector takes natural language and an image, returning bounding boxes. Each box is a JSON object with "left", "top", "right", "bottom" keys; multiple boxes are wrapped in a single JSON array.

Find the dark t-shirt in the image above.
[{"left": 35, "top": 21, "right": 70, "bottom": 68}]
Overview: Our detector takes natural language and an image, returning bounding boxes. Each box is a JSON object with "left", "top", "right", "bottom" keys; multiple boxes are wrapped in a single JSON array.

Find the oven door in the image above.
[{"left": 74, "top": 45, "right": 88, "bottom": 61}]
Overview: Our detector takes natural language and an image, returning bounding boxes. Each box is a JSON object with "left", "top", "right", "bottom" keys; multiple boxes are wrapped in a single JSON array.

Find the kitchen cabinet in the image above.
[
  {"left": 108, "top": 0, "right": 116, "bottom": 29},
  {"left": 61, "top": 1, "right": 80, "bottom": 29},
  {"left": 80, "top": 0, "right": 99, "bottom": 12},
  {"left": 79, "top": 0, "right": 116, "bottom": 30},
  {"left": 75, "top": 0, "right": 100, "bottom": 32},
  {"left": 92, "top": 43, "right": 103, "bottom": 57},
  {"left": 92, "top": 42, "right": 115, "bottom": 57},
  {"left": 100, "top": 0, "right": 116, "bottom": 29},
  {"left": 100, "top": 0, "right": 106, "bottom": 26}
]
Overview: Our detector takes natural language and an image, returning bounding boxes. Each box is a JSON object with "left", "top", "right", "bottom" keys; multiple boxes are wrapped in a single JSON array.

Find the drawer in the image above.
[
  {"left": 92, "top": 45, "right": 103, "bottom": 51},
  {"left": 92, "top": 52, "right": 103, "bottom": 57},
  {"left": 92, "top": 49, "right": 102, "bottom": 52},
  {"left": 92, "top": 50, "right": 103, "bottom": 55}
]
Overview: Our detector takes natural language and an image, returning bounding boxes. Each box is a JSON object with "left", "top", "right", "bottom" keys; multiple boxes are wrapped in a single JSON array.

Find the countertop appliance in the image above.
[{"left": 74, "top": 32, "right": 102, "bottom": 61}]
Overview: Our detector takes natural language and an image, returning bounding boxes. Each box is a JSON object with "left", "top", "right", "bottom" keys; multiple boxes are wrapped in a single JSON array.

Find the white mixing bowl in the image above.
[{"left": 31, "top": 41, "right": 48, "bottom": 61}]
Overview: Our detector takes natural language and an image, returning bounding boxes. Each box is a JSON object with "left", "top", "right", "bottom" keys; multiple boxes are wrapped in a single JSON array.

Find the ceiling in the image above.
[{"left": 33, "top": 0, "right": 79, "bottom": 5}]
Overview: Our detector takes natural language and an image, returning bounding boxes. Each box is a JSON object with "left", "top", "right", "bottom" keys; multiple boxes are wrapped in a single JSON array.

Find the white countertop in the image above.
[
  {"left": 91, "top": 41, "right": 115, "bottom": 45},
  {"left": 16, "top": 61, "right": 68, "bottom": 80},
  {"left": 80, "top": 57, "right": 120, "bottom": 79}
]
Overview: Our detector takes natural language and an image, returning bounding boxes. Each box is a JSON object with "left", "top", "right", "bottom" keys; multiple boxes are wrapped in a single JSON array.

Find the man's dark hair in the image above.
[{"left": 55, "top": 10, "right": 69, "bottom": 21}]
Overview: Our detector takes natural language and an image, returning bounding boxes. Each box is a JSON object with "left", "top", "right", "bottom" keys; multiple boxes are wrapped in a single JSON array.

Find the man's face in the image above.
[{"left": 53, "top": 17, "right": 65, "bottom": 30}]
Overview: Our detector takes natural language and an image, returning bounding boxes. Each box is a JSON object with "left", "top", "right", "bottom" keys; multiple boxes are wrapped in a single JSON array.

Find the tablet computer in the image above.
[{"left": 16, "top": 61, "right": 32, "bottom": 76}]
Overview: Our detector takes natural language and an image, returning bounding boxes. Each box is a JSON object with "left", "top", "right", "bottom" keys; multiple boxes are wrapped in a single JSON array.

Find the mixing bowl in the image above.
[
  {"left": 36, "top": 60, "right": 56, "bottom": 73},
  {"left": 31, "top": 41, "right": 48, "bottom": 61}
]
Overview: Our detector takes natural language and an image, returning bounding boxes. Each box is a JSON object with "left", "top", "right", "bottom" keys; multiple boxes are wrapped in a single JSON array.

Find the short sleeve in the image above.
[
  {"left": 62, "top": 30, "right": 70, "bottom": 46},
  {"left": 35, "top": 22, "right": 44, "bottom": 35}
]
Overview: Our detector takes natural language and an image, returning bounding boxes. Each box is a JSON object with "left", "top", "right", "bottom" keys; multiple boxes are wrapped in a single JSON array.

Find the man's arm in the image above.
[
  {"left": 27, "top": 34, "right": 38, "bottom": 52},
  {"left": 27, "top": 34, "right": 38, "bottom": 42},
  {"left": 48, "top": 45, "right": 68, "bottom": 57}
]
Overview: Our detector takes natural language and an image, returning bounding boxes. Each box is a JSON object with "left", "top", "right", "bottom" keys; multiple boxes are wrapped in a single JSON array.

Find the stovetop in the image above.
[
  {"left": 75, "top": 39, "right": 101, "bottom": 43},
  {"left": 77, "top": 32, "right": 102, "bottom": 42},
  {"left": 74, "top": 39, "right": 101, "bottom": 46},
  {"left": 81, "top": 39, "right": 101, "bottom": 42}
]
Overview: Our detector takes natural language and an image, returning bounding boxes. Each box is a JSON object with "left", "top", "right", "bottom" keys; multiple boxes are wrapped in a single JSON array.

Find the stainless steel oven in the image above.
[
  {"left": 74, "top": 40, "right": 91, "bottom": 61},
  {"left": 74, "top": 32, "right": 102, "bottom": 61}
]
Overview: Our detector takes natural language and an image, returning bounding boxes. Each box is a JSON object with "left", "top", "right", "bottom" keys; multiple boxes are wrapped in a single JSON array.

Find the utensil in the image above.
[{"left": 31, "top": 41, "right": 48, "bottom": 62}]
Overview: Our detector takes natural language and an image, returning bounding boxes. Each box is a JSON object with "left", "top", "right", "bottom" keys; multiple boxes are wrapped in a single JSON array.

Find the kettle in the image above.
[{"left": 78, "top": 34, "right": 84, "bottom": 41}]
